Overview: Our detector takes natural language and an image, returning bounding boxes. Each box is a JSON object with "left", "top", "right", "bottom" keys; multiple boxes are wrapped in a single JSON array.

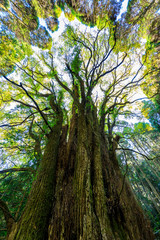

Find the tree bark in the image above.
[
  {"left": 7, "top": 109, "right": 154, "bottom": 240},
  {"left": 7, "top": 119, "right": 62, "bottom": 240},
  {"left": 48, "top": 109, "right": 154, "bottom": 240}
]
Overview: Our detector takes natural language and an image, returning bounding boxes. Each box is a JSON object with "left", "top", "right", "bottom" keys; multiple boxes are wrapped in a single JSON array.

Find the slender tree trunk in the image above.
[{"left": 8, "top": 109, "right": 154, "bottom": 240}]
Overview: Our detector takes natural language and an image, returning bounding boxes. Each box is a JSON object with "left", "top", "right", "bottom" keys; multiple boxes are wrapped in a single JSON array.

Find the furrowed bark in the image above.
[
  {"left": 7, "top": 104, "right": 154, "bottom": 240},
  {"left": 47, "top": 107, "right": 154, "bottom": 240},
  {"left": 7, "top": 117, "right": 63, "bottom": 240}
]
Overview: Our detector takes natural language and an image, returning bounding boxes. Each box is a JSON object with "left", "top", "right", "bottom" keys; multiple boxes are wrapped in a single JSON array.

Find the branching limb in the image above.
[
  {"left": 29, "top": 117, "right": 40, "bottom": 141},
  {"left": 88, "top": 28, "right": 117, "bottom": 81},
  {"left": 19, "top": 83, "right": 53, "bottom": 132},
  {"left": 0, "top": 112, "right": 36, "bottom": 128},
  {"left": 65, "top": 62, "right": 75, "bottom": 85},
  {"left": 95, "top": 53, "right": 127, "bottom": 82},
  {"left": 15, "top": 63, "right": 52, "bottom": 93},
  {"left": 88, "top": 53, "right": 127, "bottom": 97},
  {"left": 11, "top": 98, "right": 37, "bottom": 109},
  {"left": 65, "top": 63, "right": 86, "bottom": 103},
  {"left": 43, "top": 53, "right": 77, "bottom": 103},
  {"left": 0, "top": 167, "right": 35, "bottom": 174},
  {"left": 53, "top": 71, "right": 81, "bottom": 107},
  {"left": 0, "top": 199, "right": 15, "bottom": 233},
  {"left": 2, "top": 75, "right": 52, "bottom": 131},
  {"left": 117, "top": 147, "right": 155, "bottom": 161},
  {"left": 132, "top": 0, "right": 155, "bottom": 25}
]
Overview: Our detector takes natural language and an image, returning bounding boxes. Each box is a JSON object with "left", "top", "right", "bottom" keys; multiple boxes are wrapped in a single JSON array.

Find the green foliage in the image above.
[
  {"left": 1, "top": 0, "right": 9, "bottom": 8},
  {"left": 54, "top": 4, "right": 62, "bottom": 18},
  {"left": 134, "top": 122, "right": 152, "bottom": 134},
  {"left": 0, "top": 169, "right": 33, "bottom": 234},
  {"left": 30, "top": 26, "right": 52, "bottom": 49},
  {"left": 64, "top": 7, "right": 76, "bottom": 21},
  {"left": 45, "top": 17, "right": 59, "bottom": 32},
  {"left": 71, "top": 47, "right": 82, "bottom": 73},
  {"left": 142, "top": 100, "right": 160, "bottom": 132},
  {"left": 0, "top": 35, "right": 32, "bottom": 75}
]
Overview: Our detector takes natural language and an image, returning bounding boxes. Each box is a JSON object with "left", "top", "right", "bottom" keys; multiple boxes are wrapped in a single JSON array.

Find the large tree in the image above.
[{"left": 0, "top": 0, "right": 159, "bottom": 239}]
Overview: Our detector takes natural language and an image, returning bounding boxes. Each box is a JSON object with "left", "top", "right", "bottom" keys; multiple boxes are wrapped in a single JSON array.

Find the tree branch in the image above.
[
  {"left": 11, "top": 98, "right": 37, "bottom": 109},
  {"left": 88, "top": 27, "right": 117, "bottom": 83},
  {"left": 0, "top": 167, "right": 35, "bottom": 174},
  {"left": 0, "top": 112, "right": 36, "bottom": 128},
  {"left": 0, "top": 199, "right": 15, "bottom": 233},
  {"left": 53, "top": 72, "right": 81, "bottom": 107},
  {"left": 96, "top": 53, "right": 127, "bottom": 82},
  {"left": 15, "top": 63, "right": 52, "bottom": 93},
  {"left": 65, "top": 63, "right": 86, "bottom": 103},
  {"left": 3, "top": 75, "right": 52, "bottom": 131},
  {"left": 19, "top": 83, "right": 53, "bottom": 132},
  {"left": 117, "top": 147, "right": 155, "bottom": 161}
]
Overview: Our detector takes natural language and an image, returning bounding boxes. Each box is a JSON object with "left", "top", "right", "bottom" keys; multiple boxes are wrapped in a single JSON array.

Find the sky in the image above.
[{"left": 117, "top": 0, "right": 129, "bottom": 20}]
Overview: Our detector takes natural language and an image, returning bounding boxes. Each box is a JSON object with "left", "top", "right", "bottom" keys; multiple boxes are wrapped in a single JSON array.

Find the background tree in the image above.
[{"left": 116, "top": 119, "right": 160, "bottom": 238}]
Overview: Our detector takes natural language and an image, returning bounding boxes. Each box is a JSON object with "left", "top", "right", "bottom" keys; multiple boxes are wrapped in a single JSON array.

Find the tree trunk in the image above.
[
  {"left": 8, "top": 109, "right": 154, "bottom": 240},
  {"left": 48, "top": 109, "right": 154, "bottom": 240},
  {"left": 7, "top": 119, "right": 62, "bottom": 240}
]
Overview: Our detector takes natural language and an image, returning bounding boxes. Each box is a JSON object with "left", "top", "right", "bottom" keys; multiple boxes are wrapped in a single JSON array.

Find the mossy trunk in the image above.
[
  {"left": 8, "top": 109, "right": 154, "bottom": 240},
  {"left": 7, "top": 120, "right": 62, "bottom": 240},
  {"left": 48, "top": 109, "right": 154, "bottom": 240}
]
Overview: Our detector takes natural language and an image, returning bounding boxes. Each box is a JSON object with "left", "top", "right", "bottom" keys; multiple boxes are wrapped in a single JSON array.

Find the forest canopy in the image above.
[{"left": 0, "top": 0, "right": 160, "bottom": 239}]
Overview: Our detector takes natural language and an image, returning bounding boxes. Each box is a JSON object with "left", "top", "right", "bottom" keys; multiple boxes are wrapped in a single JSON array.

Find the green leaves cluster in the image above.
[
  {"left": 142, "top": 100, "right": 160, "bottom": 132},
  {"left": 70, "top": 47, "right": 82, "bottom": 73},
  {"left": 0, "top": 35, "right": 32, "bottom": 75}
]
